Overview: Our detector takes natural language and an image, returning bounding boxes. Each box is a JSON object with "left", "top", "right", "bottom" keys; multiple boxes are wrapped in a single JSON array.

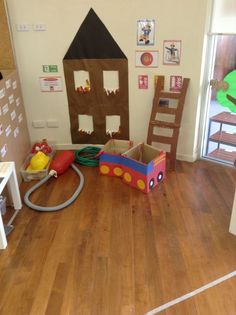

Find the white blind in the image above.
[{"left": 211, "top": 0, "right": 236, "bottom": 34}]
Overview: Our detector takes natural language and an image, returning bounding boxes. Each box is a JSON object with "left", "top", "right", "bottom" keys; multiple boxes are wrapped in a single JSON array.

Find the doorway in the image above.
[{"left": 202, "top": 35, "right": 236, "bottom": 166}]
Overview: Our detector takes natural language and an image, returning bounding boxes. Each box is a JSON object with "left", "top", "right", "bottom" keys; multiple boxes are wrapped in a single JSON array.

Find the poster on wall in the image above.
[
  {"left": 135, "top": 51, "right": 158, "bottom": 67},
  {"left": 42, "top": 65, "right": 58, "bottom": 73},
  {"left": 138, "top": 75, "right": 148, "bottom": 89},
  {"left": 39, "top": 76, "right": 63, "bottom": 92},
  {"left": 170, "top": 75, "right": 183, "bottom": 91},
  {"left": 163, "top": 40, "right": 181, "bottom": 65},
  {"left": 137, "top": 19, "right": 155, "bottom": 46}
]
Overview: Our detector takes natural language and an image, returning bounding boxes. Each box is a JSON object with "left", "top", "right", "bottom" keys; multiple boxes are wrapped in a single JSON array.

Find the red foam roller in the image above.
[{"left": 50, "top": 150, "right": 75, "bottom": 175}]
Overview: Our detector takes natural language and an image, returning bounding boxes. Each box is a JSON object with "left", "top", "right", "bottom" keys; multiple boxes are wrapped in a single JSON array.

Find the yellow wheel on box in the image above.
[{"left": 100, "top": 165, "right": 110, "bottom": 174}]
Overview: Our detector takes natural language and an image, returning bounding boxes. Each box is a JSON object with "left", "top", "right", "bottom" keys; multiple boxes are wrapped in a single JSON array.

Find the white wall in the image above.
[{"left": 5, "top": 0, "right": 209, "bottom": 161}]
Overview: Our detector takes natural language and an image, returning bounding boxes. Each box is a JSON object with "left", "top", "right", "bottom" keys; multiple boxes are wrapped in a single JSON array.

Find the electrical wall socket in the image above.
[
  {"left": 32, "top": 120, "right": 46, "bottom": 128},
  {"left": 16, "top": 24, "right": 30, "bottom": 32},
  {"left": 33, "top": 24, "right": 46, "bottom": 31},
  {"left": 47, "top": 120, "right": 59, "bottom": 128}
]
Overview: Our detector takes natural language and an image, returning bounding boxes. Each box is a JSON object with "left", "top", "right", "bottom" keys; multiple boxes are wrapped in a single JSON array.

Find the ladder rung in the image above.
[
  {"left": 160, "top": 91, "right": 181, "bottom": 99},
  {"left": 150, "top": 120, "right": 180, "bottom": 129},
  {"left": 157, "top": 107, "right": 177, "bottom": 114},
  {"left": 149, "top": 134, "right": 176, "bottom": 144}
]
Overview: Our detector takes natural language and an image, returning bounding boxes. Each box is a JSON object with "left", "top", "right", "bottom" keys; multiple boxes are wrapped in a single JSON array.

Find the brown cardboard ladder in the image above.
[{"left": 147, "top": 76, "right": 190, "bottom": 170}]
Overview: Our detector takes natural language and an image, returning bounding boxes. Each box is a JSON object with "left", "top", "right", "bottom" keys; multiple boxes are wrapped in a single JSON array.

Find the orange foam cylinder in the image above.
[{"left": 50, "top": 150, "right": 75, "bottom": 175}]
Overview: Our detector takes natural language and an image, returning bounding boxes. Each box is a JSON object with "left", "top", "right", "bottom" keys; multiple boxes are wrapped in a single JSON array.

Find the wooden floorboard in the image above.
[{"left": 0, "top": 159, "right": 236, "bottom": 315}]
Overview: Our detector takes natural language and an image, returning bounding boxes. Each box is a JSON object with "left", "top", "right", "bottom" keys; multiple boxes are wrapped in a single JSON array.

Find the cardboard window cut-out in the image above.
[
  {"left": 106, "top": 115, "right": 120, "bottom": 137},
  {"left": 78, "top": 115, "right": 94, "bottom": 134},
  {"left": 74, "top": 70, "right": 90, "bottom": 94},
  {"left": 103, "top": 71, "right": 119, "bottom": 96},
  {"left": 63, "top": 8, "right": 129, "bottom": 144}
]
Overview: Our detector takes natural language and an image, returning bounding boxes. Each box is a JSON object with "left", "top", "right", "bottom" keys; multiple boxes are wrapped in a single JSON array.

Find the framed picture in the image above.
[
  {"left": 163, "top": 40, "right": 181, "bottom": 65},
  {"left": 39, "top": 76, "right": 63, "bottom": 92},
  {"left": 170, "top": 75, "right": 183, "bottom": 91},
  {"left": 135, "top": 51, "right": 158, "bottom": 68},
  {"left": 137, "top": 19, "right": 155, "bottom": 46},
  {"left": 138, "top": 75, "right": 148, "bottom": 89}
]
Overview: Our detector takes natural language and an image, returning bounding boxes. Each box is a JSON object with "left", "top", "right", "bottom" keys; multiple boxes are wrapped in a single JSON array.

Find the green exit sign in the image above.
[{"left": 42, "top": 65, "right": 58, "bottom": 73}]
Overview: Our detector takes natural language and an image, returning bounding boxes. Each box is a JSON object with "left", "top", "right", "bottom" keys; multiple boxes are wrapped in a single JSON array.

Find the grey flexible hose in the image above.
[{"left": 24, "top": 163, "right": 84, "bottom": 211}]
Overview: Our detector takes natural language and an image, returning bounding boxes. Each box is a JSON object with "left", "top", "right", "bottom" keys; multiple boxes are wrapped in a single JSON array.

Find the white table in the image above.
[{"left": 0, "top": 162, "right": 22, "bottom": 249}]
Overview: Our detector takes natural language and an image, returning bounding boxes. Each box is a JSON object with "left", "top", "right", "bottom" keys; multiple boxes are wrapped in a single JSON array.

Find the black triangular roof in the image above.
[{"left": 64, "top": 8, "right": 127, "bottom": 60}]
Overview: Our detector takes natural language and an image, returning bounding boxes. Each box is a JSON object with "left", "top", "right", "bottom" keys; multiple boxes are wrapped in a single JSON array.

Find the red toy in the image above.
[
  {"left": 31, "top": 139, "right": 52, "bottom": 154},
  {"left": 50, "top": 150, "right": 75, "bottom": 175}
]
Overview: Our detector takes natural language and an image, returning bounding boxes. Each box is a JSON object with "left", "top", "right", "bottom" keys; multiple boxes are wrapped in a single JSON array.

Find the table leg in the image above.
[
  {"left": 0, "top": 214, "right": 7, "bottom": 249},
  {"left": 7, "top": 166, "right": 22, "bottom": 210}
]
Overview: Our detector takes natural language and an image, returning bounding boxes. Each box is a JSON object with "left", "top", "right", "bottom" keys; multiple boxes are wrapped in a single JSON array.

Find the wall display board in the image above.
[
  {"left": 0, "top": 0, "right": 15, "bottom": 69},
  {"left": 0, "top": 70, "right": 31, "bottom": 181},
  {"left": 0, "top": 1, "right": 30, "bottom": 183}
]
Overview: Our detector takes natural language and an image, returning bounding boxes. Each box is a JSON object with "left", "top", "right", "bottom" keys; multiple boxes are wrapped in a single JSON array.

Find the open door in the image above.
[{"left": 202, "top": 35, "right": 236, "bottom": 166}]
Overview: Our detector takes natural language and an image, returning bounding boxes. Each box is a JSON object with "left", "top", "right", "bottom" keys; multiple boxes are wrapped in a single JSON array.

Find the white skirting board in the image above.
[
  {"left": 229, "top": 189, "right": 236, "bottom": 236},
  {"left": 55, "top": 143, "right": 198, "bottom": 162}
]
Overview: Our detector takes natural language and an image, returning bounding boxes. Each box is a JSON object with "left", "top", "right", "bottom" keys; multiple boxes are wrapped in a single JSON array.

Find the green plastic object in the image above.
[
  {"left": 74, "top": 146, "right": 101, "bottom": 166},
  {"left": 216, "top": 70, "right": 236, "bottom": 113}
]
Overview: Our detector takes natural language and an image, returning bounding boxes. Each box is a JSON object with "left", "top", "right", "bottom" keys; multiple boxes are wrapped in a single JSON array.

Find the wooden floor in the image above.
[{"left": 0, "top": 159, "right": 236, "bottom": 315}]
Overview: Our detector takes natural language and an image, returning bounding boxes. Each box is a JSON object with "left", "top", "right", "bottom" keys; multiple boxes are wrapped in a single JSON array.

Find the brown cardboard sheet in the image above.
[
  {"left": 63, "top": 8, "right": 129, "bottom": 144},
  {"left": 0, "top": 70, "right": 31, "bottom": 182},
  {"left": 63, "top": 59, "right": 129, "bottom": 144}
]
